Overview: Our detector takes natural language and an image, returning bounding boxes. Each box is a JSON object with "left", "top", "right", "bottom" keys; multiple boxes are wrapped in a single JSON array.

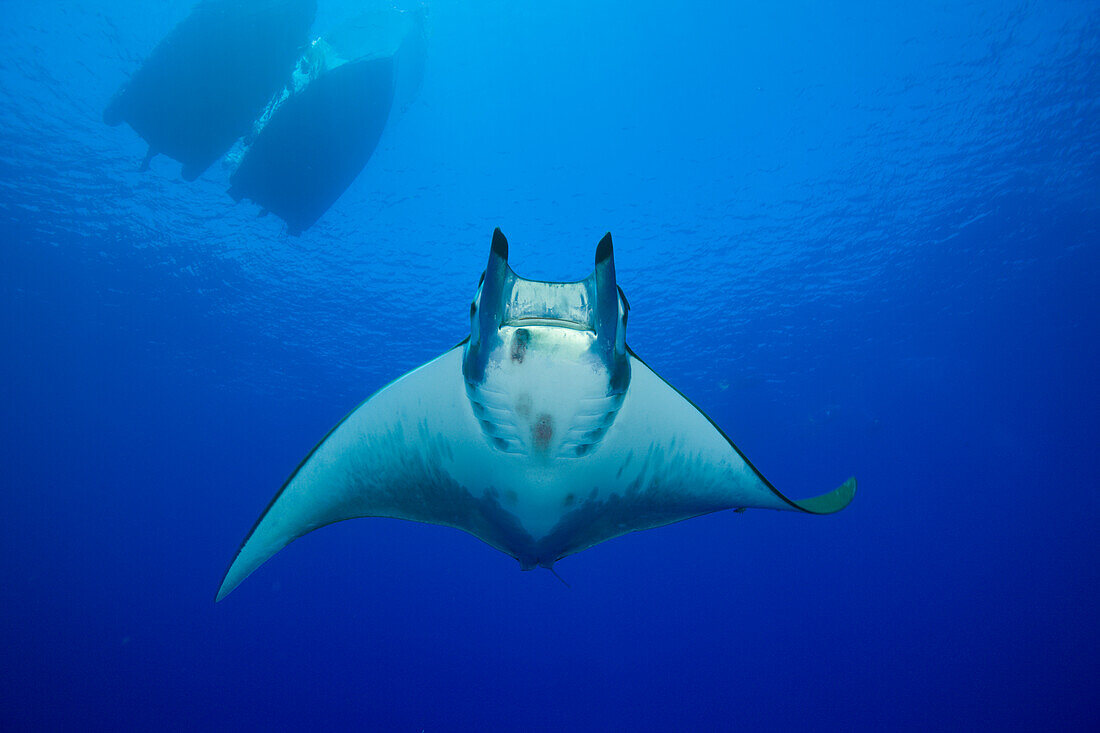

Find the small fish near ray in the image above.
[
  {"left": 216, "top": 230, "right": 856, "bottom": 600},
  {"left": 104, "top": 0, "right": 317, "bottom": 181}
]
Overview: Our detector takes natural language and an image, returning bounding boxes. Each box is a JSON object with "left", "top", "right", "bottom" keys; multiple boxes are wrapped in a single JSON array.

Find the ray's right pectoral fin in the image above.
[
  {"left": 777, "top": 476, "right": 856, "bottom": 514},
  {"left": 216, "top": 345, "right": 472, "bottom": 601},
  {"left": 618, "top": 348, "right": 856, "bottom": 517}
]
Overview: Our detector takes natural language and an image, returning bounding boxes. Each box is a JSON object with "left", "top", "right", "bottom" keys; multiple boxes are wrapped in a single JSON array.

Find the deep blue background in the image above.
[{"left": 2, "top": 1, "right": 1097, "bottom": 730}]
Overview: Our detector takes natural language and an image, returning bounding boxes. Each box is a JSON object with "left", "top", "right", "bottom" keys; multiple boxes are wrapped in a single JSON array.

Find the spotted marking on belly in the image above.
[
  {"left": 533, "top": 413, "right": 554, "bottom": 451},
  {"left": 510, "top": 328, "right": 530, "bottom": 363}
]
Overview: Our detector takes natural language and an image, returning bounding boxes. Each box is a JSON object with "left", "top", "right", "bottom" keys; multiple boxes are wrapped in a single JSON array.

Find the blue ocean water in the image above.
[{"left": 2, "top": 0, "right": 1097, "bottom": 729}]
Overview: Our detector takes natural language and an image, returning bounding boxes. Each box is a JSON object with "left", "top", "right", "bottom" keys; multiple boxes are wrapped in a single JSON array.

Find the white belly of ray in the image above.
[{"left": 469, "top": 352, "right": 619, "bottom": 457}]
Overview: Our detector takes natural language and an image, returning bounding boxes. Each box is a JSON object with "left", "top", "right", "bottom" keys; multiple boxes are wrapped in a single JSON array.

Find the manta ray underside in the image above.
[{"left": 217, "top": 230, "right": 855, "bottom": 600}]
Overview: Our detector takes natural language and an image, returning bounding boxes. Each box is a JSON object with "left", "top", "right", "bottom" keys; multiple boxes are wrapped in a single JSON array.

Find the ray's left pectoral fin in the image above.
[
  {"left": 616, "top": 348, "right": 856, "bottom": 517},
  {"left": 216, "top": 345, "right": 473, "bottom": 601}
]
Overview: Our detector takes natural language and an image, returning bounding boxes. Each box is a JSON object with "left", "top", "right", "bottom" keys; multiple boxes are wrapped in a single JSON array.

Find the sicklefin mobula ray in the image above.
[{"left": 217, "top": 229, "right": 855, "bottom": 600}]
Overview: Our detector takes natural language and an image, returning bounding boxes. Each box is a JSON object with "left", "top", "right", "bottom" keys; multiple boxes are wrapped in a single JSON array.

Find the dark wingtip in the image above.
[
  {"left": 491, "top": 228, "right": 509, "bottom": 260},
  {"left": 595, "top": 232, "right": 613, "bottom": 264},
  {"left": 792, "top": 476, "right": 857, "bottom": 515}
]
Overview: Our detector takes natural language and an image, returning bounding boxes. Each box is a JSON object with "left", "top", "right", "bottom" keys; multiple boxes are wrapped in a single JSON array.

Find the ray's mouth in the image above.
[{"left": 504, "top": 317, "right": 593, "bottom": 332}]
